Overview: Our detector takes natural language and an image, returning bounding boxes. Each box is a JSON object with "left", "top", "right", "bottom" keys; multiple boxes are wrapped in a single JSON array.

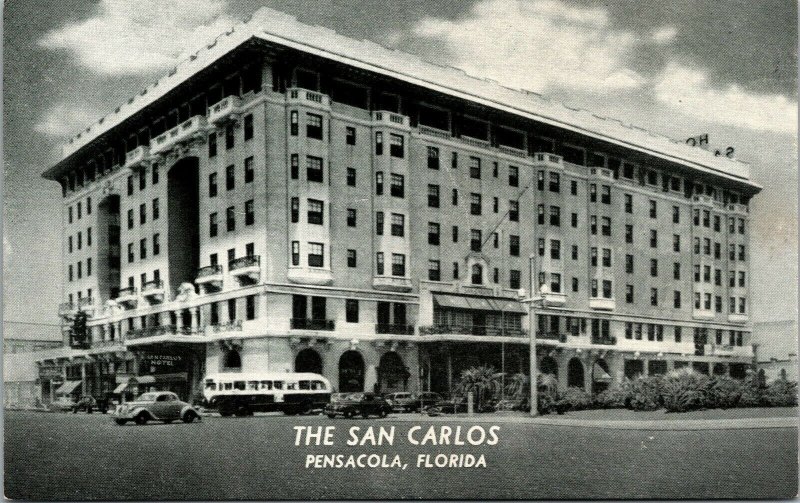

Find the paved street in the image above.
[{"left": 5, "top": 410, "right": 797, "bottom": 500}]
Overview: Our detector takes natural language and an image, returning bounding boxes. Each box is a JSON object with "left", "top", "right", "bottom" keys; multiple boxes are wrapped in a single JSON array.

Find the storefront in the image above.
[{"left": 126, "top": 344, "right": 206, "bottom": 402}]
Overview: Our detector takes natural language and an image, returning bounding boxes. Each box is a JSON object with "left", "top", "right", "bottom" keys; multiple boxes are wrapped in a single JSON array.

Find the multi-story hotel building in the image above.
[{"left": 36, "top": 8, "right": 759, "bottom": 402}]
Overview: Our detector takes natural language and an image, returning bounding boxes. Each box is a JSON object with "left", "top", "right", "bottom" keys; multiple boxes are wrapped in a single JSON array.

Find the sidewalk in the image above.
[{"left": 387, "top": 411, "right": 799, "bottom": 430}]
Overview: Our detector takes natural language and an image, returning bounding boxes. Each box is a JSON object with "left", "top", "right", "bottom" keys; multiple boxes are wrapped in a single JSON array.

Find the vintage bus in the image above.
[{"left": 202, "top": 372, "right": 331, "bottom": 416}]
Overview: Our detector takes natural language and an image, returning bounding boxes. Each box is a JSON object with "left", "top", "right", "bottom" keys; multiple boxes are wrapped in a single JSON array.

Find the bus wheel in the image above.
[
  {"left": 343, "top": 410, "right": 354, "bottom": 419},
  {"left": 300, "top": 401, "right": 313, "bottom": 415},
  {"left": 234, "top": 406, "right": 250, "bottom": 417}
]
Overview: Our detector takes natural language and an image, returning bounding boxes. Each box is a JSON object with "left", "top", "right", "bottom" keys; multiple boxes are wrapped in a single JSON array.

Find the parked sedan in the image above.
[
  {"left": 113, "top": 391, "right": 201, "bottom": 425},
  {"left": 323, "top": 392, "right": 392, "bottom": 419},
  {"left": 384, "top": 392, "right": 415, "bottom": 412}
]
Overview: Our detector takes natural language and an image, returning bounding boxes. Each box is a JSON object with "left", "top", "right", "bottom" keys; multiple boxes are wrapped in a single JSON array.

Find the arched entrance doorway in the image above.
[
  {"left": 567, "top": 357, "right": 585, "bottom": 389},
  {"left": 295, "top": 348, "right": 323, "bottom": 374},
  {"left": 540, "top": 356, "right": 558, "bottom": 377},
  {"left": 222, "top": 349, "right": 241, "bottom": 371},
  {"left": 591, "top": 359, "right": 612, "bottom": 394},
  {"left": 338, "top": 351, "right": 364, "bottom": 392},
  {"left": 377, "top": 352, "right": 410, "bottom": 393}
]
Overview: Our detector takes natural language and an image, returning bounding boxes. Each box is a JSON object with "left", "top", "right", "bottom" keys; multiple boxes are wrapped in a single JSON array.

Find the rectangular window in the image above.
[
  {"left": 389, "top": 134, "right": 404, "bottom": 158},
  {"left": 306, "top": 113, "right": 323, "bottom": 139},
  {"left": 625, "top": 194, "right": 633, "bottom": 213},
  {"left": 376, "top": 211, "right": 385, "bottom": 236},
  {"left": 703, "top": 210, "right": 710, "bottom": 227},
  {"left": 127, "top": 175, "right": 134, "bottom": 196},
  {"left": 572, "top": 245, "right": 578, "bottom": 260},
  {"left": 228, "top": 298, "right": 236, "bottom": 322},
  {"left": 390, "top": 213, "right": 405, "bottom": 237},
  {"left": 673, "top": 262, "right": 680, "bottom": 280},
  {"left": 209, "top": 213, "right": 218, "bottom": 237},
  {"left": 601, "top": 217, "right": 611, "bottom": 236},
  {"left": 208, "top": 132, "right": 217, "bottom": 157},
  {"left": 493, "top": 162, "right": 498, "bottom": 177},
  {"left": 291, "top": 241, "right": 300, "bottom": 266},
  {"left": 509, "top": 166, "right": 519, "bottom": 187},
  {"left": 590, "top": 215, "right": 597, "bottom": 235},
  {"left": 510, "top": 270, "right": 521, "bottom": 290},
  {"left": 346, "top": 208, "right": 357, "bottom": 227},
  {"left": 86, "top": 258, "right": 92, "bottom": 276},
  {"left": 428, "top": 260, "right": 441, "bottom": 281},
  {"left": 375, "top": 172, "right": 384, "bottom": 195},
  {"left": 346, "top": 127, "right": 356, "bottom": 146},
  {"left": 427, "top": 146, "right": 439, "bottom": 169},
  {"left": 572, "top": 277, "right": 579, "bottom": 292},
  {"left": 493, "top": 197, "right": 499, "bottom": 213},
  {"left": 308, "top": 242, "right": 324, "bottom": 267},
  {"left": 510, "top": 235, "right": 521, "bottom": 257},
  {"left": 550, "top": 206, "right": 561, "bottom": 227},
  {"left": 570, "top": 180, "right": 578, "bottom": 195},
  {"left": 345, "top": 299, "right": 359, "bottom": 323},
  {"left": 127, "top": 209, "right": 134, "bottom": 229},
  {"left": 549, "top": 239, "right": 559, "bottom": 260},
  {"left": 600, "top": 185, "right": 610, "bottom": 204},
  {"left": 347, "top": 249, "right": 356, "bottom": 268},
  {"left": 551, "top": 273, "right": 562, "bottom": 293},
  {"left": 226, "top": 206, "right": 236, "bottom": 232},
  {"left": 151, "top": 198, "right": 160, "bottom": 220},
  {"left": 244, "top": 156, "right": 254, "bottom": 183},
  {"left": 590, "top": 247, "right": 598, "bottom": 267},
  {"left": 245, "top": 295, "right": 256, "bottom": 320},
  {"left": 470, "top": 193, "right": 482, "bottom": 215},
  {"left": 650, "top": 229, "right": 658, "bottom": 248},
  {"left": 290, "top": 154, "right": 299, "bottom": 180},
  {"left": 471, "top": 229, "right": 482, "bottom": 252},
  {"left": 572, "top": 213, "right": 578, "bottom": 228},
  {"left": 550, "top": 172, "right": 561, "bottom": 193},
  {"left": 452, "top": 188, "right": 458, "bottom": 206},
  {"left": 140, "top": 238, "right": 147, "bottom": 259},
  {"left": 650, "top": 258, "right": 658, "bottom": 277},
  {"left": 602, "top": 280, "right": 613, "bottom": 299},
  {"left": 509, "top": 200, "right": 519, "bottom": 221},
  {"left": 428, "top": 222, "right": 440, "bottom": 245},
  {"left": 345, "top": 167, "right": 356, "bottom": 187},
  {"left": 225, "top": 123, "right": 235, "bottom": 149},
  {"left": 307, "top": 199, "right": 324, "bottom": 225},
  {"left": 714, "top": 215, "right": 721, "bottom": 232},
  {"left": 649, "top": 200, "right": 657, "bottom": 218},
  {"left": 625, "top": 224, "right": 633, "bottom": 244},
  {"left": 673, "top": 234, "right": 680, "bottom": 252},
  {"left": 602, "top": 248, "right": 612, "bottom": 267},
  {"left": 375, "top": 132, "right": 383, "bottom": 155},
  {"left": 244, "top": 114, "right": 254, "bottom": 140},
  {"left": 453, "top": 262, "right": 459, "bottom": 280},
  {"left": 290, "top": 197, "right": 300, "bottom": 223},
  {"left": 226, "top": 164, "right": 235, "bottom": 190},
  {"left": 139, "top": 203, "right": 146, "bottom": 225},
  {"left": 87, "top": 227, "right": 92, "bottom": 247},
  {"left": 452, "top": 225, "right": 459, "bottom": 243},
  {"left": 625, "top": 254, "right": 634, "bottom": 274},
  {"left": 391, "top": 254, "right": 406, "bottom": 276},
  {"left": 390, "top": 174, "right": 405, "bottom": 198},
  {"left": 245, "top": 200, "right": 254, "bottom": 225},
  {"left": 537, "top": 171, "right": 545, "bottom": 191},
  {"left": 469, "top": 156, "right": 481, "bottom": 179},
  {"left": 306, "top": 156, "right": 323, "bottom": 183},
  {"left": 589, "top": 183, "right": 597, "bottom": 202},
  {"left": 139, "top": 169, "right": 146, "bottom": 190},
  {"left": 673, "top": 206, "right": 680, "bottom": 224},
  {"left": 152, "top": 233, "right": 160, "bottom": 256},
  {"left": 127, "top": 243, "right": 134, "bottom": 263},
  {"left": 650, "top": 288, "right": 659, "bottom": 306},
  {"left": 451, "top": 151, "right": 458, "bottom": 169}
]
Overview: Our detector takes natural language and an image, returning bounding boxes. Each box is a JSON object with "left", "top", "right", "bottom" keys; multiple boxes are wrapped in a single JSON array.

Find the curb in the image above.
[{"left": 385, "top": 413, "right": 799, "bottom": 431}]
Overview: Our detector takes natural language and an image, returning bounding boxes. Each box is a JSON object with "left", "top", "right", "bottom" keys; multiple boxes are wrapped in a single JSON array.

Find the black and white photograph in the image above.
[{"left": 3, "top": 0, "right": 798, "bottom": 500}]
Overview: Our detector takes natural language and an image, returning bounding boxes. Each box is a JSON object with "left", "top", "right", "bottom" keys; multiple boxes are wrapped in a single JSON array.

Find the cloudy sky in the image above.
[{"left": 4, "top": 1, "right": 797, "bottom": 338}]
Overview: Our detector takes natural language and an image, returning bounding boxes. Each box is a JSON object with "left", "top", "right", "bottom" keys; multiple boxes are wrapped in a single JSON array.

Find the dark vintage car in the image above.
[
  {"left": 427, "top": 396, "right": 468, "bottom": 415},
  {"left": 324, "top": 392, "right": 392, "bottom": 419},
  {"left": 71, "top": 395, "right": 98, "bottom": 413},
  {"left": 112, "top": 391, "right": 201, "bottom": 425}
]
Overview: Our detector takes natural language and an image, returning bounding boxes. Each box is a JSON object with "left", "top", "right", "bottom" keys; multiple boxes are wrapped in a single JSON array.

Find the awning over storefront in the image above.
[
  {"left": 112, "top": 382, "right": 129, "bottom": 394},
  {"left": 433, "top": 293, "right": 526, "bottom": 313},
  {"left": 55, "top": 380, "right": 82, "bottom": 395},
  {"left": 592, "top": 366, "right": 613, "bottom": 382},
  {"left": 131, "top": 375, "right": 157, "bottom": 384}
]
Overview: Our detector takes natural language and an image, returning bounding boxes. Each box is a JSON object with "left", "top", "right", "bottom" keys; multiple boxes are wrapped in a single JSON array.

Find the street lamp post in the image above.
[{"left": 524, "top": 253, "right": 546, "bottom": 416}]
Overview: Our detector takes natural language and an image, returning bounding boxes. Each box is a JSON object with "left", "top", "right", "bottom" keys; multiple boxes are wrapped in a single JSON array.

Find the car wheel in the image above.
[
  {"left": 378, "top": 409, "right": 388, "bottom": 418},
  {"left": 361, "top": 410, "right": 370, "bottom": 419},
  {"left": 134, "top": 412, "right": 149, "bottom": 425},
  {"left": 326, "top": 414, "right": 336, "bottom": 419},
  {"left": 343, "top": 410, "right": 354, "bottom": 419},
  {"left": 114, "top": 419, "right": 127, "bottom": 426},
  {"left": 182, "top": 411, "right": 197, "bottom": 423},
  {"left": 300, "top": 401, "right": 313, "bottom": 415}
]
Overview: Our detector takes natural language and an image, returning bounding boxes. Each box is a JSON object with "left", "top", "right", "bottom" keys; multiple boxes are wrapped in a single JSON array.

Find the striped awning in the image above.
[
  {"left": 55, "top": 380, "right": 82, "bottom": 395},
  {"left": 433, "top": 293, "right": 526, "bottom": 314}
]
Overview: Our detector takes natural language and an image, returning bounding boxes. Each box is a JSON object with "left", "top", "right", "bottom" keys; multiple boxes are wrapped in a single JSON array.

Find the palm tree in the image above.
[{"left": 455, "top": 365, "right": 504, "bottom": 410}]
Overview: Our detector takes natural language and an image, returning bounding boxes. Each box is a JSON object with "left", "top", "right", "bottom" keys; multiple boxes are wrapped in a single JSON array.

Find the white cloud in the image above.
[
  {"left": 38, "top": 0, "right": 236, "bottom": 75},
  {"left": 654, "top": 63, "right": 798, "bottom": 135},
  {"left": 412, "top": 0, "right": 646, "bottom": 93},
  {"left": 33, "top": 103, "right": 101, "bottom": 137},
  {"left": 651, "top": 26, "right": 677, "bottom": 44}
]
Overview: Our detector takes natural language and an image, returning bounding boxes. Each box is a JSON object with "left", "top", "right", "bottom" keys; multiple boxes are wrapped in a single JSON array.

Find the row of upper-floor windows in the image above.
[
  {"left": 67, "top": 259, "right": 92, "bottom": 281},
  {"left": 67, "top": 227, "right": 93, "bottom": 252},
  {"left": 126, "top": 199, "right": 160, "bottom": 229},
  {"left": 209, "top": 201, "right": 256, "bottom": 236},
  {"left": 66, "top": 197, "right": 92, "bottom": 224},
  {"left": 208, "top": 157, "right": 255, "bottom": 195},
  {"left": 126, "top": 234, "right": 161, "bottom": 263},
  {"left": 692, "top": 292, "right": 748, "bottom": 315},
  {"left": 67, "top": 289, "right": 93, "bottom": 305}
]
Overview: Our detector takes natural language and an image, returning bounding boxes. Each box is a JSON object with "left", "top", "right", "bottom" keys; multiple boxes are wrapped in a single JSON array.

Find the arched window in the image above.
[
  {"left": 471, "top": 264, "right": 483, "bottom": 285},
  {"left": 223, "top": 349, "right": 241, "bottom": 370}
]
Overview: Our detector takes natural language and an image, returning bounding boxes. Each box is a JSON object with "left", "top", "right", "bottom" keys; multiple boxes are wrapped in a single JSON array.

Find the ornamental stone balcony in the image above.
[
  {"left": 287, "top": 266, "right": 334, "bottom": 286},
  {"left": 124, "top": 145, "right": 151, "bottom": 170},
  {"left": 196, "top": 264, "right": 223, "bottom": 292},
  {"left": 286, "top": 88, "right": 330, "bottom": 109},
  {"left": 142, "top": 279, "right": 165, "bottom": 302},
  {"left": 208, "top": 95, "right": 243, "bottom": 125},
  {"left": 372, "top": 276, "right": 413, "bottom": 292},
  {"left": 115, "top": 287, "right": 138, "bottom": 307},
  {"left": 588, "top": 297, "right": 616, "bottom": 311},
  {"left": 229, "top": 255, "right": 260, "bottom": 283},
  {"left": 532, "top": 152, "right": 564, "bottom": 169},
  {"left": 150, "top": 115, "right": 208, "bottom": 155},
  {"left": 372, "top": 111, "right": 410, "bottom": 131}
]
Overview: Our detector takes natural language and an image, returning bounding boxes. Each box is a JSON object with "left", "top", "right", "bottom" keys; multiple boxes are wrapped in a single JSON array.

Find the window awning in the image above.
[
  {"left": 130, "top": 375, "right": 156, "bottom": 384},
  {"left": 592, "top": 366, "right": 613, "bottom": 382},
  {"left": 433, "top": 293, "right": 526, "bottom": 313},
  {"left": 55, "top": 380, "right": 82, "bottom": 395},
  {"left": 112, "top": 382, "right": 129, "bottom": 394}
]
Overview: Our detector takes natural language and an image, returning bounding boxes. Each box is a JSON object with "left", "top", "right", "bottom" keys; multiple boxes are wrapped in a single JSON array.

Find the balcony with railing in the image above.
[
  {"left": 229, "top": 255, "right": 260, "bottom": 282},
  {"left": 459, "top": 135, "right": 491, "bottom": 149},
  {"left": 58, "top": 302, "right": 76, "bottom": 317},
  {"left": 420, "top": 324, "right": 527, "bottom": 338},
  {"left": 150, "top": 115, "right": 208, "bottom": 155},
  {"left": 372, "top": 111, "right": 410, "bottom": 130},
  {"left": 208, "top": 95, "right": 242, "bottom": 124},
  {"left": 709, "top": 343, "right": 754, "bottom": 358},
  {"left": 209, "top": 319, "right": 243, "bottom": 334},
  {"left": 124, "top": 145, "right": 150, "bottom": 169},
  {"left": 286, "top": 88, "right": 330, "bottom": 108},
  {"left": 588, "top": 297, "right": 615, "bottom": 311},
  {"left": 532, "top": 152, "right": 564, "bottom": 168},
  {"left": 727, "top": 203, "right": 749, "bottom": 215},
  {"left": 497, "top": 144, "right": 527, "bottom": 158},
  {"left": 142, "top": 280, "right": 165, "bottom": 301},
  {"left": 115, "top": 287, "right": 138, "bottom": 306},
  {"left": 290, "top": 318, "right": 335, "bottom": 331},
  {"left": 418, "top": 124, "right": 452, "bottom": 139},
  {"left": 589, "top": 167, "right": 614, "bottom": 180},
  {"left": 196, "top": 264, "right": 223, "bottom": 291},
  {"left": 692, "top": 194, "right": 714, "bottom": 207},
  {"left": 375, "top": 324, "right": 415, "bottom": 335},
  {"left": 373, "top": 276, "right": 413, "bottom": 292}
]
